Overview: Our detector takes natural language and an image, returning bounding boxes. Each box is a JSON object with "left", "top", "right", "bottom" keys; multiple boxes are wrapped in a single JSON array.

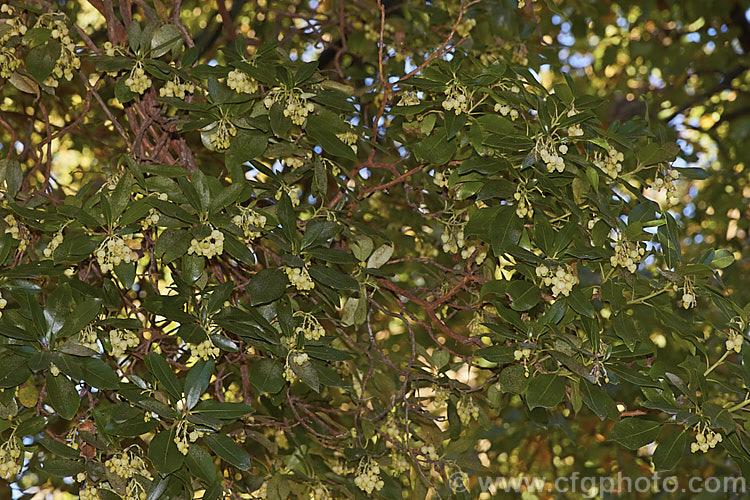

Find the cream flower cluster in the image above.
[
  {"left": 457, "top": 397, "right": 479, "bottom": 424},
  {"left": 294, "top": 311, "right": 325, "bottom": 341},
  {"left": 690, "top": 425, "right": 722, "bottom": 453},
  {"left": 536, "top": 263, "right": 578, "bottom": 297},
  {"left": 647, "top": 165, "right": 680, "bottom": 206},
  {"left": 109, "top": 329, "right": 139, "bottom": 356},
  {"left": 514, "top": 347, "right": 532, "bottom": 377},
  {"left": 174, "top": 420, "right": 204, "bottom": 455},
  {"left": 456, "top": 17, "right": 477, "bottom": 37},
  {"left": 0, "top": 439, "right": 21, "bottom": 480},
  {"left": 354, "top": 457, "right": 384, "bottom": 494},
  {"left": 4, "top": 214, "right": 28, "bottom": 252},
  {"left": 336, "top": 130, "right": 358, "bottom": 152},
  {"left": 125, "top": 61, "right": 152, "bottom": 94},
  {"left": 263, "top": 87, "right": 315, "bottom": 126},
  {"left": 253, "top": 481, "right": 268, "bottom": 499},
  {"left": 567, "top": 124, "right": 584, "bottom": 137},
  {"left": 95, "top": 235, "right": 139, "bottom": 273},
  {"left": 440, "top": 224, "right": 465, "bottom": 254},
  {"left": 494, "top": 102, "right": 519, "bottom": 120},
  {"left": 284, "top": 156, "right": 305, "bottom": 169},
  {"left": 274, "top": 185, "right": 302, "bottom": 206},
  {"left": 38, "top": 15, "right": 80, "bottom": 87},
  {"left": 223, "top": 381, "right": 242, "bottom": 403},
  {"left": 726, "top": 332, "right": 744, "bottom": 353},
  {"left": 308, "top": 484, "right": 332, "bottom": 500},
  {"left": 188, "top": 229, "right": 225, "bottom": 258},
  {"left": 227, "top": 69, "right": 258, "bottom": 94},
  {"left": 207, "top": 119, "right": 237, "bottom": 151},
  {"left": 396, "top": 91, "right": 420, "bottom": 107},
  {"left": 140, "top": 207, "right": 161, "bottom": 229},
  {"left": 513, "top": 184, "right": 533, "bottom": 218},
  {"left": 382, "top": 413, "right": 401, "bottom": 441},
  {"left": 103, "top": 40, "right": 117, "bottom": 57},
  {"left": 681, "top": 278, "right": 696, "bottom": 309},
  {"left": 460, "top": 243, "right": 487, "bottom": 265},
  {"left": 0, "top": 47, "right": 21, "bottom": 79},
  {"left": 0, "top": 6, "right": 26, "bottom": 78},
  {"left": 159, "top": 77, "right": 195, "bottom": 98},
  {"left": 0, "top": 295, "right": 7, "bottom": 319},
  {"left": 419, "top": 444, "right": 439, "bottom": 461},
  {"left": 391, "top": 452, "right": 410, "bottom": 474},
  {"left": 593, "top": 145, "right": 624, "bottom": 178},
  {"left": 539, "top": 143, "right": 566, "bottom": 173},
  {"left": 79, "top": 324, "right": 99, "bottom": 351},
  {"left": 283, "top": 351, "right": 309, "bottom": 382},
  {"left": 78, "top": 487, "right": 99, "bottom": 500},
  {"left": 105, "top": 449, "right": 149, "bottom": 479},
  {"left": 189, "top": 339, "right": 220, "bottom": 360},
  {"left": 43, "top": 230, "right": 64, "bottom": 258},
  {"left": 285, "top": 266, "right": 314, "bottom": 291},
  {"left": 442, "top": 81, "right": 470, "bottom": 115},
  {"left": 610, "top": 235, "right": 645, "bottom": 273},
  {"left": 432, "top": 386, "right": 449, "bottom": 409},
  {"left": 433, "top": 169, "right": 451, "bottom": 188},
  {"left": 232, "top": 207, "right": 266, "bottom": 241}
]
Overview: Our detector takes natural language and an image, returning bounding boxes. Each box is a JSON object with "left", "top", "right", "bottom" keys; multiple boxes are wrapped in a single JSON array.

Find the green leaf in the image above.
[
  {"left": 110, "top": 174, "right": 132, "bottom": 221},
  {"left": 144, "top": 353, "right": 182, "bottom": 400},
  {"left": 507, "top": 280, "right": 541, "bottom": 311},
  {"left": 26, "top": 40, "right": 60, "bottom": 82},
  {"left": 414, "top": 128, "right": 455, "bottom": 165},
  {"left": 710, "top": 249, "right": 735, "bottom": 269},
  {"left": 476, "top": 345, "right": 516, "bottom": 364},
  {"left": 490, "top": 206, "right": 523, "bottom": 254},
  {"left": 186, "top": 444, "right": 218, "bottom": 483},
  {"left": 366, "top": 244, "right": 394, "bottom": 269},
  {"left": 657, "top": 211, "right": 680, "bottom": 269},
  {"left": 204, "top": 433, "right": 251, "bottom": 470},
  {"left": 151, "top": 23, "right": 182, "bottom": 58},
  {"left": 182, "top": 254, "right": 204, "bottom": 284},
  {"left": 533, "top": 213, "right": 555, "bottom": 256},
  {"left": 82, "top": 358, "right": 120, "bottom": 390},
  {"left": 225, "top": 130, "right": 268, "bottom": 173},
  {"left": 525, "top": 374, "right": 566, "bottom": 409},
  {"left": 249, "top": 359, "right": 285, "bottom": 394},
  {"left": 128, "top": 19, "right": 142, "bottom": 53},
  {"left": 115, "top": 262, "right": 136, "bottom": 289},
  {"left": 566, "top": 288, "right": 595, "bottom": 318},
  {"left": 290, "top": 359, "right": 320, "bottom": 392},
  {"left": 306, "top": 114, "right": 356, "bottom": 160},
  {"left": 308, "top": 265, "right": 359, "bottom": 291},
  {"left": 40, "top": 457, "right": 84, "bottom": 477},
  {"left": 612, "top": 313, "right": 642, "bottom": 351},
  {"left": 248, "top": 268, "right": 287, "bottom": 306},
  {"left": 148, "top": 427, "right": 185, "bottom": 474},
  {"left": 637, "top": 142, "right": 680, "bottom": 166},
  {"left": 193, "top": 401, "right": 254, "bottom": 419},
  {"left": 498, "top": 365, "right": 530, "bottom": 394},
  {"left": 702, "top": 402, "right": 735, "bottom": 434},
  {"left": 46, "top": 373, "right": 80, "bottom": 420},
  {"left": 652, "top": 429, "right": 686, "bottom": 471},
  {"left": 607, "top": 418, "right": 661, "bottom": 449},
  {"left": 579, "top": 379, "right": 618, "bottom": 421},
  {"left": 293, "top": 61, "right": 318, "bottom": 85},
  {"left": 185, "top": 360, "right": 214, "bottom": 410}
]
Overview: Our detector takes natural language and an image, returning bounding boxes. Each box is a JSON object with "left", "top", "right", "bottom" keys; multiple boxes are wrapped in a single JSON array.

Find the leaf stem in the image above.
[
  {"left": 703, "top": 351, "right": 730, "bottom": 377},
  {"left": 727, "top": 396, "right": 750, "bottom": 413}
]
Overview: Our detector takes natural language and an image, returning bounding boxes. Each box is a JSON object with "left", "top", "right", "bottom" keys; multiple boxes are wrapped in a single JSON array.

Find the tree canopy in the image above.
[{"left": 0, "top": 0, "right": 749, "bottom": 499}]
